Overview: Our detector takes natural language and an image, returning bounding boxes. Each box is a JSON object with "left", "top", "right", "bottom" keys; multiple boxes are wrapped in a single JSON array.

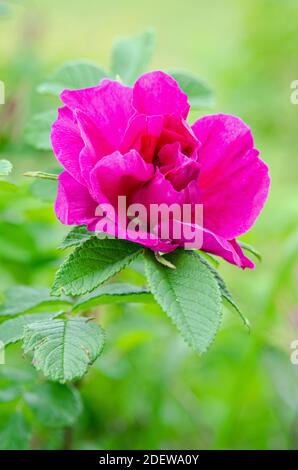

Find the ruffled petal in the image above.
[
  {"left": 50, "top": 107, "right": 85, "bottom": 185},
  {"left": 55, "top": 171, "right": 97, "bottom": 225},
  {"left": 89, "top": 149, "right": 154, "bottom": 206},
  {"left": 192, "top": 114, "right": 270, "bottom": 239},
  {"left": 133, "top": 71, "right": 190, "bottom": 119},
  {"left": 61, "top": 79, "right": 134, "bottom": 150}
]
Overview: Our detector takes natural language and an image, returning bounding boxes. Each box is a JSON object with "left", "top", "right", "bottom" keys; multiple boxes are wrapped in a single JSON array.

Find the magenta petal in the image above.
[
  {"left": 133, "top": 71, "right": 190, "bottom": 119},
  {"left": 61, "top": 79, "right": 134, "bottom": 150},
  {"left": 130, "top": 169, "right": 184, "bottom": 209},
  {"left": 51, "top": 107, "right": 85, "bottom": 185},
  {"left": 89, "top": 149, "right": 154, "bottom": 206},
  {"left": 55, "top": 171, "right": 97, "bottom": 225},
  {"left": 192, "top": 114, "right": 270, "bottom": 239}
]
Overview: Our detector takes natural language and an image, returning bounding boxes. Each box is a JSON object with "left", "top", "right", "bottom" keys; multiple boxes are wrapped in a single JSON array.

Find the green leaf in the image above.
[
  {"left": 73, "top": 283, "right": 153, "bottom": 312},
  {"left": 144, "top": 249, "right": 222, "bottom": 353},
  {"left": 60, "top": 225, "right": 93, "bottom": 249},
  {"left": 0, "top": 412, "right": 31, "bottom": 450},
  {"left": 0, "top": 159, "right": 13, "bottom": 176},
  {"left": 0, "top": 286, "right": 71, "bottom": 316},
  {"left": 197, "top": 254, "right": 250, "bottom": 329},
  {"left": 24, "top": 382, "right": 82, "bottom": 428},
  {"left": 170, "top": 71, "right": 215, "bottom": 109},
  {"left": 37, "top": 60, "right": 108, "bottom": 96},
  {"left": 23, "top": 317, "right": 105, "bottom": 383},
  {"left": 239, "top": 241, "right": 262, "bottom": 262},
  {"left": 24, "top": 110, "right": 57, "bottom": 150},
  {"left": 52, "top": 238, "right": 142, "bottom": 296},
  {"left": 0, "top": 311, "right": 63, "bottom": 345},
  {"left": 111, "top": 29, "right": 155, "bottom": 85}
]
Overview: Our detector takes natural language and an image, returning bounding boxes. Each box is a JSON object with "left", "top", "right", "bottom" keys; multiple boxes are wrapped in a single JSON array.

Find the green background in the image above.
[{"left": 0, "top": 0, "right": 298, "bottom": 449}]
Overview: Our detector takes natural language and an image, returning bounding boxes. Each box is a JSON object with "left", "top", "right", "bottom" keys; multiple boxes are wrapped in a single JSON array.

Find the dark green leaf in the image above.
[
  {"left": 52, "top": 238, "right": 142, "bottom": 296},
  {"left": 23, "top": 317, "right": 105, "bottom": 383},
  {"left": 0, "top": 286, "right": 71, "bottom": 316},
  {"left": 73, "top": 283, "right": 153, "bottom": 312},
  {"left": 60, "top": 225, "right": 93, "bottom": 250},
  {"left": 144, "top": 249, "right": 222, "bottom": 353},
  {"left": 0, "top": 311, "right": 63, "bottom": 345}
]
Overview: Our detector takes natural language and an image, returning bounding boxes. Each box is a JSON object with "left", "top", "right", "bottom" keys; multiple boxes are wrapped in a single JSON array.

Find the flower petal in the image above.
[
  {"left": 50, "top": 107, "right": 85, "bottom": 185},
  {"left": 192, "top": 114, "right": 270, "bottom": 239},
  {"left": 89, "top": 149, "right": 154, "bottom": 206},
  {"left": 55, "top": 171, "right": 97, "bottom": 225},
  {"left": 133, "top": 71, "right": 190, "bottom": 119},
  {"left": 61, "top": 79, "right": 134, "bottom": 150}
]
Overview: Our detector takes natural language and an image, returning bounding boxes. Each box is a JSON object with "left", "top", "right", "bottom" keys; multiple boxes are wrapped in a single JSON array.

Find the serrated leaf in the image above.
[
  {"left": 111, "top": 29, "right": 155, "bottom": 85},
  {"left": 24, "top": 382, "right": 82, "bottom": 428},
  {"left": 0, "top": 286, "right": 71, "bottom": 316},
  {"left": 23, "top": 317, "right": 104, "bottom": 383},
  {"left": 0, "top": 159, "right": 13, "bottom": 176},
  {"left": 0, "top": 311, "right": 63, "bottom": 345},
  {"left": 170, "top": 71, "right": 215, "bottom": 109},
  {"left": 60, "top": 225, "right": 93, "bottom": 249},
  {"left": 52, "top": 238, "right": 142, "bottom": 296},
  {"left": 37, "top": 60, "right": 108, "bottom": 96},
  {"left": 24, "top": 110, "right": 56, "bottom": 150},
  {"left": 73, "top": 283, "right": 153, "bottom": 312},
  {"left": 197, "top": 254, "right": 250, "bottom": 329},
  {"left": 0, "top": 412, "right": 31, "bottom": 450},
  {"left": 144, "top": 249, "right": 222, "bottom": 353}
]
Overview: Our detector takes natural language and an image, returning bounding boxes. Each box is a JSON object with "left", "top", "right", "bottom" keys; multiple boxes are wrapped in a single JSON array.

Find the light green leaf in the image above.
[
  {"left": 24, "top": 382, "right": 82, "bottom": 428},
  {"left": 111, "top": 29, "right": 155, "bottom": 85},
  {"left": 37, "top": 60, "right": 108, "bottom": 96},
  {"left": 0, "top": 286, "right": 71, "bottom": 316},
  {"left": 24, "top": 110, "right": 57, "bottom": 150},
  {"left": 52, "top": 238, "right": 142, "bottom": 296},
  {"left": 198, "top": 254, "right": 250, "bottom": 329},
  {"left": 170, "top": 70, "right": 215, "bottom": 109},
  {"left": 0, "top": 311, "right": 63, "bottom": 345},
  {"left": 0, "top": 159, "right": 13, "bottom": 176},
  {"left": 23, "top": 171, "right": 58, "bottom": 181},
  {"left": 0, "top": 412, "right": 31, "bottom": 450},
  {"left": 60, "top": 225, "right": 93, "bottom": 249},
  {"left": 73, "top": 283, "right": 153, "bottom": 312},
  {"left": 144, "top": 249, "right": 222, "bottom": 353},
  {"left": 23, "top": 317, "right": 105, "bottom": 383}
]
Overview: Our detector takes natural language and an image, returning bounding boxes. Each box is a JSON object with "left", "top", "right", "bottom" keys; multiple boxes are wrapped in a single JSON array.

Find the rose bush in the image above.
[{"left": 51, "top": 71, "right": 270, "bottom": 268}]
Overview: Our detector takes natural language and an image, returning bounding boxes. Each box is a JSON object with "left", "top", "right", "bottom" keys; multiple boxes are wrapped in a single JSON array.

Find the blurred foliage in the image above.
[{"left": 0, "top": 0, "right": 298, "bottom": 450}]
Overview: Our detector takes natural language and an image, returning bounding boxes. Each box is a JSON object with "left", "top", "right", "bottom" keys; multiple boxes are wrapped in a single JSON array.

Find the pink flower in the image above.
[{"left": 51, "top": 71, "right": 270, "bottom": 268}]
